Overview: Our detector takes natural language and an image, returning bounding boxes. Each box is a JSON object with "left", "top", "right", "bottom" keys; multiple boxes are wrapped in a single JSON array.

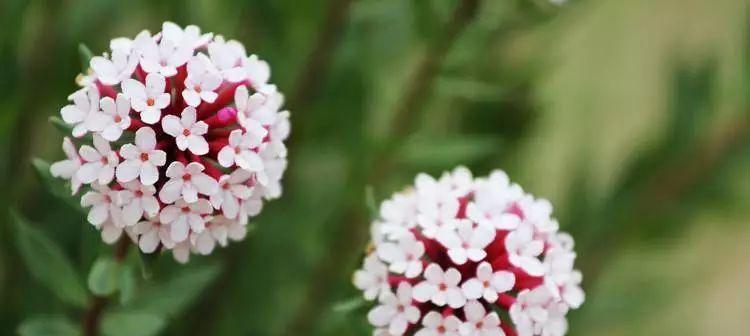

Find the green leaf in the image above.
[
  {"left": 117, "top": 262, "right": 222, "bottom": 318},
  {"left": 397, "top": 136, "right": 501, "bottom": 168},
  {"left": 78, "top": 43, "right": 93, "bottom": 72},
  {"left": 119, "top": 264, "right": 137, "bottom": 305},
  {"left": 17, "top": 316, "right": 81, "bottom": 336},
  {"left": 49, "top": 116, "right": 73, "bottom": 134},
  {"left": 136, "top": 251, "right": 158, "bottom": 280},
  {"left": 31, "top": 158, "right": 84, "bottom": 213},
  {"left": 100, "top": 312, "right": 165, "bottom": 336},
  {"left": 87, "top": 257, "right": 121, "bottom": 296},
  {"left": 364, "top": 185, "right": 378, "bottom": 221},
  {"left": 10, "top": 210, "right": 88, "bottom": 308},
  {"left": 332, "top": 296, "right": 368, "bottom": 313}
]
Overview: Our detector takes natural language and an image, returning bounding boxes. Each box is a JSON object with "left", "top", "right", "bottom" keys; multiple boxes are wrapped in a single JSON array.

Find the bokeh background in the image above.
[{"left": 1, "top": 0, "right": 749, "bottom": 335}]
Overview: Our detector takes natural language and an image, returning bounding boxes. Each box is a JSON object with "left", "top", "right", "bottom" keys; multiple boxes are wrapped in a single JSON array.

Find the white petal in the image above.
[
  {"left": 161, "top": 115, "right": 182, "bottom": 137},
  {"left": 116, "top": 160, "right": 141, "bottom": 182}
]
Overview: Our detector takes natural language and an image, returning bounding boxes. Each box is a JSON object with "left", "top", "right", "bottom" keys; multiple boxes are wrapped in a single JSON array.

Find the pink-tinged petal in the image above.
[
  {"left": 98, "top": 165, "right": 115, "bottom": 184},
  {"left": 72, "top": 124, "right": 88, "bottom": 138},
  {"left": 200, "top": 91, "right": 218, "bottom": 103},
  {"left": 181, "top": 107, "right": 197, "bottom": 125},
  {"left": 185, "top": 162, "right": 205, "bottom": 174},
  {"left": 101, "top": 125, "right": 124, "bottom": 142},
  {"left": 155, "top": 93, "right": 171, "bottom": 109},
  {"left": 161, "top": 115, "right": 182, "bottom": 137},
  {"left": 476, "top": 262, "right": 493, "bottom": 280},
  {"left": 461, "top": 279, "right": 483, "bottom": 300},
  {"left": 116, "top": 160, "right": 141, "bottom": 182},
  {"left": 92, "top": 135, "right": 111, "bottom": 154},
  {"left": 149, "top": 150, "right": 166, "bottom": 166},
  {"left": 122, "top": 200, "right": 143, "bottom": 225},
  {"left": 193, "top": 232, "right": 215, "bottom": 255},
  {"left": 165, "top": 162, "right": 185, "bottom": 178},
  {"left": 61, "top": 105, "right": 85, "bottom": 124},
  {"left": 229, "top": 184, "right": 252, "bottom": 199},
  {"left": 463, "top": 301, "right": 485, "bottom": 322},
  {"left": 159, "top": 205, "right": 180, "bottom": 223},
  {"left": 412, "top": 282, "right": 437, "bottom": 303},
  {"left": 79, "top": 145, "right": 102, "bottom": 162},
  {"left": 423, "top": 264, "right": 444, "bottom": 283},
  {"left": 367, "top": 306, "right": 397, "bottom": 327},
  {"left": 483, "top": 289, "right": 499, "bottom": 303},
  {"left": 119, "top": 144, "right": 140, "bottom": 160},
  {"left": 80, "top": 191, "right": 104, "bottom": 207},
  {"left": 145, "top": 73, "right": 166, "bottom": 94},
  {"left": 466, "top": 248, "right": 487, "bottom": 262},
  {"left": 191, "top": 173, "right": 218, "bottom": 195},
  {"left": 376, "top": 243, "right": 402, "bottom": 264},
  {"left": 101, "top": 224, "right": 122, "bottom": 244},
  {"left": 159, "top": 179, "right": 183, "bottom": 204},
  {"left": 130, "top": 98, "right": 147, "bottom": 112},
  {"left": 140, "top": 108, "right": 161, "bottom": 125},
  {"left": 50, "top": 160, "right": 78, "bottom": 178},
  {"left": 135, "top": 127, "right": 157, "bottom": 150},
  {"left": 421, "top": 312, "right": 442, "bottom": 329},
  {"left": 187, "top": 213, "right": 205, "bottom": 233},
  {"left": 192, "top": 199, "right": 213, "bottom": 214},
  {"left": 182, "top": 89, "right": 201, "bottom": 107},
  {"left": 141, "top": 196, "right": 160, "bottom": 217},
  {"left": 223, "top": 67, "right": 246, "bottom": 83},
  {"left": 100, "top": 96, "right": 117, "bottom": 115},
  {"left": 77, "top": 162, "right": 102, "bottom": 183},
  {"left": 227, "top": 129, "right": 243, "bottom": 147},
  {"left": 221, "top": 195, "right": 240, "bottom": 219},
  {"left": 140, "top": 163, "right": 159, "bottom": 186},
  {"left": 139, "top": 229, "right": 160, "bottom": 253},
  {"left": 491, "top": 271, "right": 515, "bottom": 294},
  {"left": 121, "top": 78, "right": 146, "bottom": 100},
  {"left": 191, "top": 121, "right": 208, "bottom": 135},
  {"left": 389, "top": 317, "right": 408, "bottom": 336},
  {"left": 445, "top": 268, "right": 462, "bottom": 286},
  {"left": 170, "top": 216, "right": 190, "bottom": 242},
  {"left": 88, "top": 204, "right": 109, "bottom": 225},
  {"left": 447, "top": 249, "right": 468, "bottom": 265},
  {"left": 217, "top": 147, "right": 235, "bottom": 167},
  {"left": 187, "top": 136, "right": 209, "bottom": 155},
  {"left": 235, "top": 150, "right": 263, "bottom": 171}
]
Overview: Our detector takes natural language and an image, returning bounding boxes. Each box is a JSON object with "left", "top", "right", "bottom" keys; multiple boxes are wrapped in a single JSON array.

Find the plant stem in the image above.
[
  {"left": 283, "top": 1, "right": 481, "bottom": 334},
  {"left": 82, "top": 238, "right": 130, "bottom": 336}
]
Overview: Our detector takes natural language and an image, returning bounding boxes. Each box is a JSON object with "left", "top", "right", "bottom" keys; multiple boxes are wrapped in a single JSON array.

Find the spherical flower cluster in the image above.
[
  {"left": 354, "top": 167, "right": 584, "bottom": 336},
  {"left": 50, "top": 22, "right": 289, "bottom": 263}
]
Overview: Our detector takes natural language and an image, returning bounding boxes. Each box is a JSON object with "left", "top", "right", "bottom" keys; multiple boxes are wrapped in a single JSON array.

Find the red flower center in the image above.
[
  {"left": 140, "top": 153, "right": 149, "bottom": 161},
  {"left": 146, "top": 98, "right": 155, "bottom": 106}
]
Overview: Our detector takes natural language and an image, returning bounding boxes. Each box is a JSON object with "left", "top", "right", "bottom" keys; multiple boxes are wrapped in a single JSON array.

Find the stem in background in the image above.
[
  {"left": 82, "top": 238, "right": 131, "bottom": 336},
  {"left": 582, "top": 116, "right": 749, "bottom": 285},
  {"left": 283, "top": 1, "right": 481, "bottom": 334},
  {"left": 288, "top": 0, "right": 355, "bottom": 111}
]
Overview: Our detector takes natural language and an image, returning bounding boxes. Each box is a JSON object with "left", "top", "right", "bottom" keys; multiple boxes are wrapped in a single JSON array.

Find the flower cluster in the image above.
[
  {"left": 354, "top": 167, "right": 584, "bottom": 336},
  {"left": 50, "top": 22, "right": 289, "bottom": 263}
]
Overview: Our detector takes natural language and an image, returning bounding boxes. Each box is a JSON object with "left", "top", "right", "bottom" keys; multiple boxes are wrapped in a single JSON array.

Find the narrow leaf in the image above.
[
  {"left": 10, "top": 210, "right": 88, "bottom": 308},
  {"left": 117, "top": 262, "right": 222, "bottom": 318},
  {"left": 78, "top": 43, "right": 94, "bottom": 72},
  {"left": 87, "top": 257, "right": 121, "bottom": 296},
  {"left": 101, "top": 312, "right": 165, "bottom": 336},
  {"left": 119, "top": 265, "right": 137, "bottom": 305},
  {"left": 332, "top": 296, "right": 368, "bottom": 313},
  {"left": 17, "top": 316, "right": 81, "bottom": 336}
]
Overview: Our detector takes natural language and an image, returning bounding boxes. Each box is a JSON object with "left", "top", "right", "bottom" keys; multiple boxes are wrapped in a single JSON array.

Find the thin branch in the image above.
[
  {"left": 288, "top": 0, "right": 355, "bottom": 111},
  {"left": 82, "top": 238, "right": 130, "bottom": 336},
  {"left": 282, "top": 1, "right": 481, "bottom": 334}
]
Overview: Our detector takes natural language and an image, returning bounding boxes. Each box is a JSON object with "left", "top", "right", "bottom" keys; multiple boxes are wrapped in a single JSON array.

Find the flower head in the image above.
[
  {"left": 354, "top": 167, "right": 584, "bottom": 335},
  {"left": 50, "top": 22, "right": 289, "bottom": 263}
]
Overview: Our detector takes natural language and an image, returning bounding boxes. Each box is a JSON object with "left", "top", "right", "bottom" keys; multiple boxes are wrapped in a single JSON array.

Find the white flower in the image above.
[
  {"left": 134, "top": 30, "right": 192, "bottom": 77},
  {"left": 90, "top": 46, "right": 138, "bottom": 85},
  {"left": 161, "top": 107, "right": 209, "bottom": 154},
  {"left": 209, "top": 169, "right": 253, "bottom": 219},
  {"left": 458, "top": 300, "right": 505, "bottom": 336},
  {"left": 413, "top": 263, "right": 466, "bottom": 308},
  {"left": 543, "top": 250, "right": 584, "bottom": 309},
  {"left": 132, "top": 215, "right": 172, "bottom": 253},
  {"left": 416, "top": 195, "right": 459, "bottom": 239},
  {"left": 461, "top": 262, "right": 515, "bottom": 303},
  {"left": 76, "top": 134, "right": 119, "bottom": 185},
  {"left": 159, "top": 198, "right": 212, "bottom": 242},
  {"left": 436, "top": 220, "right": 495, "bottom": 265},
  {"left": 354, "top": 253, "right": 390, "bottom": 301},
  {"left": 208, "top": 37, "right": 247, "bottom": 82},
  {"left": 161, "top": 22, "right": 212, "bottom": 50},
  {"left": 367, "top": 283, "right": 421, "bottom": 336},
  {"left": 236, "top": 197, "right": 263, "bottom": 225},
  {"left": 99, "top": 93, "right": 132, "bottom": 141},
  {"left": 100, "top": 220, "right": 125, "bottom": 244},
  {"left": 244, "top": 54, "right": 270, "bottom": 88},
  {"left": 182, "top": 55, "right": 222, "bottom": 107},
  {"left": 60, "top": 87, "right": 107, "bottom": 137},
  {"left": 190, "top": 216, "right": 244, "bottom": 255},
  {"left": 159, "top": 162, "right": 219, "bottom": 204},
  {"left": 116, "top": 127, "right": 167, "bottom": 185},
  {"left": 117, "top": 180, "right": 159, "bottom": 226},
  {"left": 217, "top": 127, "right": 267, "bottom": 171},
  {"left": 415, "top": 312, "right": 461, "bottom": 336},
  {"left": 50, "top": 137, "right": 82, "bottom": 194},
  {"left": 376, "top": 233, "right": 425, "bottom": 278},
  {"left": 505, "top": 223, "right": 545, "bottom": 276},
  {"left": 81, "top": 183, "right": 122, "bottom": 227},
  {"left": 510, "top": 287, "right": 569, "bottom": 336},
  {"left": 122, "top": 73, "right": 170, "bottom": 124}
]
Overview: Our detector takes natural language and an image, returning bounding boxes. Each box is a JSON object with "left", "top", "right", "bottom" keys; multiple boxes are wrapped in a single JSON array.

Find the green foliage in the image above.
[
  {"left": 31, "top": 159, "right": 84, "bottom": 213},
  {"left": 17, "top": 316, "right": 81, "bottom": 336},
  {"left": 10, "top": 210, "right": 88, "bottom": 308},
  {"left": 101, "top": 312, "right": 165, "bottom": 336},
  {"left": 88, "top": 257, "right": 122, "bottom": 296}
]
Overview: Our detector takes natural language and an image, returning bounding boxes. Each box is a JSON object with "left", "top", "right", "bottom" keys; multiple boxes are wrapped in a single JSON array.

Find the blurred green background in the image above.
[{"left": 1, "top": 0, "right": 749, "bottom": 335}]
